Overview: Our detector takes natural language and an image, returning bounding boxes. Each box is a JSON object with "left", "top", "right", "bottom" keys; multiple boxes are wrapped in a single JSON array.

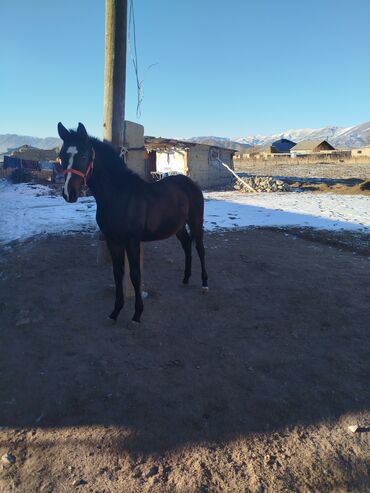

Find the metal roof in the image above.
[
  {"left": 271, "top": 138, "right": 296, "bottom": 153},
  {"left": 144, "top": 136, "right": 236, "bottom": 153},
  {"left": 291, "top": 140, "right": 334, "bottom": 151}
]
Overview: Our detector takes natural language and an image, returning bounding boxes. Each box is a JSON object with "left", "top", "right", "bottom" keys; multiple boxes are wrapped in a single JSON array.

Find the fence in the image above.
[{"left": 234, "top": 150, "right": 370, "bottom": 167}]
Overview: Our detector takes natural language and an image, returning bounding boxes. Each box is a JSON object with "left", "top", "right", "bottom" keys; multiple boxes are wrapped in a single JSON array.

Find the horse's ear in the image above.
[
  {"left": 77, "top": 122, "right": 88, "bottom": 140},
  {"left": 57, "top": 122, "right": 70, "bottom": 141}
]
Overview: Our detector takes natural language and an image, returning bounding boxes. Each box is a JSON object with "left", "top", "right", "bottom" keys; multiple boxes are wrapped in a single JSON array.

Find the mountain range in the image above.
[
  {"left": 1, "top": 121, "right": 369, "bottom": 155},
  {"left": 189, "top": 121, "right": 370, "bottom": 151},
  {"left": 0, "top": 134, "right": 61, "bottom": 155}
]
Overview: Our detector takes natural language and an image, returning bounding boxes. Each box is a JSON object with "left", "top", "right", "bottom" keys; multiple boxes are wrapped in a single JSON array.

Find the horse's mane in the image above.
[{"left": 70, "top": 130, "right": 145, "bottom": 189}]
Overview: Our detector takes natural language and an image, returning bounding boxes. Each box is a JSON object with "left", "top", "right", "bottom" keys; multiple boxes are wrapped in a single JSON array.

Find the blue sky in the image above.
[{"left": 0, "top": 0, "right": 369, "bottom": 138}]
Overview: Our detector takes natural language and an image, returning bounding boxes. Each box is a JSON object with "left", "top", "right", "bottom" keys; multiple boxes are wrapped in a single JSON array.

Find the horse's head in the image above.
[{"left": 57, "top": 122, "right": 95, "bottom": 203}]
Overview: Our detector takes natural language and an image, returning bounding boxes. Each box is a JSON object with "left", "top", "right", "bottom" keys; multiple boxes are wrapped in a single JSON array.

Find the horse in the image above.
[{"left": 57, "top": 122, "right": 208, "bottom": 324}]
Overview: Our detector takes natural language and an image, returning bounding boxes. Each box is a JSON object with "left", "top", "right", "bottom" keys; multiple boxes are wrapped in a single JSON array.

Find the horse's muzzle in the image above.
[{"left": 62, "top": 189, "right": 78, "bottom": 203}]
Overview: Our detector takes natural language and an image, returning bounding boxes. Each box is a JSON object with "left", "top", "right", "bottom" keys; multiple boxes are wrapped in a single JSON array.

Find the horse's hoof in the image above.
[
  {"left": 126, "top": 320, "right": 140, "bottom": 330},
  {"left": 202, "top": 286, "right": 209, "bottom": 294},
  {"left": 132, "top": 312, "right": 142, "bottom": 323},
  {"left": 104, "top": 316, "right": 116, "bottom": 327}
]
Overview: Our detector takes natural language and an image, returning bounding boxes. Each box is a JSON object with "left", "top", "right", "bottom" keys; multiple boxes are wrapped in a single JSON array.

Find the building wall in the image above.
[
  {"left": 156, "top": 150, "right": 187, "bottom": 174},
  {"left": 187, "top": 144, "right": 234, "bottom": 188},
  {"left": 11, "top": 147, "right": 59, "bottom": 162},
  {"left": 351, "top": 147, "right": 370, "bottom": 158},
  {"left": 124, "top": 121, "right": 146, "bottom": 179},
  {"left": 234, "top": 150, "right": 353, "bottom": 169}
]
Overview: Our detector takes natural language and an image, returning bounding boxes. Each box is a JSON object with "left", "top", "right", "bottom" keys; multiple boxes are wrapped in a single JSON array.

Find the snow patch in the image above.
[
  {"left": 0, "top": 181, "right": 97, "bottom": 244},
  {"left": 204, "top": 191, "right": 370, "bottom": 232},
  {"left": 0, "top": 181, "right": 369, "bottom": 245}
]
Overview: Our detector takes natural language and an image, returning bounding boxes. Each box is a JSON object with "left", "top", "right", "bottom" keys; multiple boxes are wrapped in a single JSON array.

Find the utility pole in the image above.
[
  {"left": 103, "top": 0, "right": 127, "bottom": 148},
  {"left": 101, "top": 0, "right": 143, "bottom": 298},
  {"left": 101, "top": 0, "right": 134, "bottom": 296}
]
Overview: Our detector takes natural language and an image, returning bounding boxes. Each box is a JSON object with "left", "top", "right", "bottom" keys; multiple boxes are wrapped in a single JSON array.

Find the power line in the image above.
[
  {"left": 128, "top": 0, "right": 158, "bottom": 118},
  {"left": 128, "top": 0, "right": 142, "bottom": 117}
]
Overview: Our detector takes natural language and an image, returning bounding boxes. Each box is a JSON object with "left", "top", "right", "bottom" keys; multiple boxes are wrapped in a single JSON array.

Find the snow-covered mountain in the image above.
[
  {"left": 187, "top": 136, "right": 252, "bottom": 152},
  {"left": 235, "top": 122, "right": 370, "bottom": 148},
  {"left": 0, "top": 134, "right": 61, "bottom": 154},
  {"left": 190, "top": 121, "right": 370, "bottom": 150},
  {"left": 1, "top": 121, "right": 369, "bottom": 155}
]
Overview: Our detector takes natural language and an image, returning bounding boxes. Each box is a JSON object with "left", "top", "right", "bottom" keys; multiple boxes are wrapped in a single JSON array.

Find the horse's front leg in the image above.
[
  {"left": 125, "top": 238, "right": 143, "bottom": 323},
  {"left": 106, "top": 241, "right": 125, "bottom": 322}
]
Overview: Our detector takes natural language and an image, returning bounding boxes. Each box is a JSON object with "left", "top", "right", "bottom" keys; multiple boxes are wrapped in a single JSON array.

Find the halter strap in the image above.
[{"left": 63, "top": 148, "right": 95, "bottom": 186}]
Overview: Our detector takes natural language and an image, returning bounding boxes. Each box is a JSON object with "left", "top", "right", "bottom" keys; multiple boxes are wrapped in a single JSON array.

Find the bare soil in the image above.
[
  {"left": 232, "top": 161, "right": 370, "bottom": 196},
  {"left": 285, "top": 180, "right": 370, "bottom": 196},
  {"left": 0, "top": 230, "right": 370, "bottom": 493},
  {"left": 235, "top": 161, "right": 370, "bottom": 181}
]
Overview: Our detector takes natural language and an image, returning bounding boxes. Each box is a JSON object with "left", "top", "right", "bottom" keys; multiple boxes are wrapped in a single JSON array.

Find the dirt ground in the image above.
[
  {"left": 234, "top": 161, "right": 370, "bottom": 181},
  {"left": 0, "top": 229, "right": 369, "bottom": 493},
  {"left": 232, "top": 161, "right": 370, "bottom": 196}
]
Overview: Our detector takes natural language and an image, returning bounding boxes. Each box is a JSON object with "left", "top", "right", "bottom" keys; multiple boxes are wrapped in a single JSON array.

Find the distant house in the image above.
[
  {"left": 144, "top": 137, "right": 235, "bottom": 188},
  {"left": 270, "top": 138, "right": 296, "bottom": 153},
  {"left": 238, "top": 146, "right": 262, "bottom": 159},
  {"left": 4, "top": 155, "right": 40, "bottom": 170},
  {"left": 258, "top": 138, "right": 296, "bottom": 157},
  {"left": 10, "top": 145, "right": 59, "bottom": 162},
  {"left": 3, "top": 145, "right": 60, "bottom": 176},
  {"left": 351, "top": 146, "right": 370, "bottom": 158},
  {"left": 290, "top": 140, "right": 335, "bottom": 156}
]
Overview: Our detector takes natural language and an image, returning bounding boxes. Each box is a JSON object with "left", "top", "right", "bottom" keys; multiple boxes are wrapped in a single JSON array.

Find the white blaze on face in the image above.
[{"left": 63, "top": 146, "right": 78, "bottom": 200}]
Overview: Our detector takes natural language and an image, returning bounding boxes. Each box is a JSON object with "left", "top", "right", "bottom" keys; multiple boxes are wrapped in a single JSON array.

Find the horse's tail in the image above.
[
  {"left": 189, "top": 182, "right": 204, "bottom": 227},
  {"left": 184, "top": 178, "right": 208, "bottom": 290},
  {"left": 169, "top": 174, "right": 205, "bottom": 237},
  {"left": 182, "top": 177, "right": 205, "bottom": 239}
]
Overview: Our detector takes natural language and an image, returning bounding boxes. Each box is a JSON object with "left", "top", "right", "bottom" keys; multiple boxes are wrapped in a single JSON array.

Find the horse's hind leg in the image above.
[
  {"left": 125, "top": 238, "right": 144, "bottom": 323},
  {"left": 194, "top": 228, "right": 208, "bottom": 293},
  {"left": 107, "top": 241, "right": 125, "bottom": 322},
  {"left": 176, "top": 226, "right": 192, "bottom": 284}
]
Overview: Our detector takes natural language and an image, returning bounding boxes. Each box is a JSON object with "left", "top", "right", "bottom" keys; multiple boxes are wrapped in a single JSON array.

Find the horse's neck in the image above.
[{"left": 88, "top": 142, "right": 133, "bottom": 204}]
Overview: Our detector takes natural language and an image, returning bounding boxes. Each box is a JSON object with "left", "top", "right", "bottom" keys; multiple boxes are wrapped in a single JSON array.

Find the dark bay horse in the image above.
[{"left": 57, "top": 122, "right": 208, "bottom": 323}]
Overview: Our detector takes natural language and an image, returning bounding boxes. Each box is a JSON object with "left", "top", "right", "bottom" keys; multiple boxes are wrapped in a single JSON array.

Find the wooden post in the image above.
[
  {"left": 103, "top": 0, "right": 127, "bottom": 147},
  {"left": 102, "top": 0, "right": 136, "bottom": 297},
  {"left": 218, "top": 159, "right": 258, "bottom": 193}
]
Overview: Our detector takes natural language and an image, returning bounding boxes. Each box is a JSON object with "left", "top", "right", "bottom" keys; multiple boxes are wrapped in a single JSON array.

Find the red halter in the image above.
[{"left": 63, "top": 148, "right": 95, "bottom": 186}]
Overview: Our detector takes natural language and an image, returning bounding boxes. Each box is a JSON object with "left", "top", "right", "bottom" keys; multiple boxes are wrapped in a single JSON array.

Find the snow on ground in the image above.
[
  {"left": 0, "top": 182, "right": 97, "bottom": 245},
  {"left": 204, "top": 191, "right": 370, "bottom": 232},
  {"left": 0, "top": 181, "right": 370, "bottom": 245}
]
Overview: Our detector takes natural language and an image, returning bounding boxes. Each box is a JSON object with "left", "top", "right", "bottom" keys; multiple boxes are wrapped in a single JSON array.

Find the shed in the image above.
[
  {"left": 4, "top": 155, "right": 40, "bottom": 170},
  {"left": 257, "top": 139, "right": 296, "bottom": 158},
  {"left": 144, "top": 137, "right": 235, "bottom": 188},
  {"left": 270, "top": 138, "right": 296, "bottom": 153},
  {"left": 290, "top": 140, "right": 335, "bottom": 156}
]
